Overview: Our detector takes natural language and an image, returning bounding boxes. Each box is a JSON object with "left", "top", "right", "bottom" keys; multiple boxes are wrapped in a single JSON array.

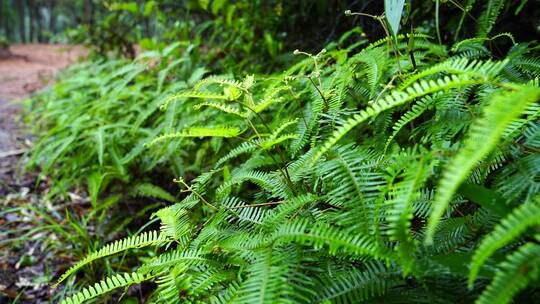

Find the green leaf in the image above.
[
  {"left": 426, "top": 86, "right": 540, "bottom": 244},
  {"left": 199, "top": 0, "right": 209, "bottom": 10},
  {"left": 109, "top": 2, "right": 138, "bottom": 14},
  {"left": 385, "top": 0, "right": 406, "bottom": 37},
  {"left": 144, "top": 0, "right": 155, "bottom": 16},
  {"left": 211, "top": 0, "right": 227, "bottom": 14},
  {"left": 95, "top": 128, "right": 104, "bottom": 166},
  {"left": 87, "top": 171, "right": 104, "bottom": 209},
  {"left": 146, "top": 126, "right": 242, "bottom": 147},
  {"left": 458, "top": 183, "right": 511, "bottom": 217},
  {"left": 133, "top": 183, "right": 176, "bottom": 202}
]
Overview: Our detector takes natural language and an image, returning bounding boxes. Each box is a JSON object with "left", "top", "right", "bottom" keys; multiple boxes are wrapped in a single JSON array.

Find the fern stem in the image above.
[
  {"left": 229, "top": 201, "right": 283, "bottom": 209},
  {"left": 308, "top": 76, "right": 329, "bottom": 110}
]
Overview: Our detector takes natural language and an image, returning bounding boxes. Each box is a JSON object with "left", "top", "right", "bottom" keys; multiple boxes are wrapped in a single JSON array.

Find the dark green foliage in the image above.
[
  {"left": 46, "top": 29, "right": 540, "bottom": 303},
  {"left": 23, "top": 1, "right": 540, "bottom": 303}
]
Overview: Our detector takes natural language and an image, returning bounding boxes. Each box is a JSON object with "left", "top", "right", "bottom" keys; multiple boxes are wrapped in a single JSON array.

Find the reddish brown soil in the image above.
[
  {"left": 0, "top": 44, "right": 85, "bottom": 101},
  {"left": 0, "top": 44, "right": 85, "bottom": 152},
  {"left": 0, "top": 45, "right": 85, "bottom": 303}
]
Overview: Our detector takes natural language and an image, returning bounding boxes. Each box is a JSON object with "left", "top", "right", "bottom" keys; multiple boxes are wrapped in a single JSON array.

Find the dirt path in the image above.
[
  {"left": 0, "top": 45, "right": 85, "bottom": 303},
  {"left": 0, "top": 44, "right": 85, "bottom": 184},
  {"left": 0, "top": 44, "right": 84, "bottom": 101}
]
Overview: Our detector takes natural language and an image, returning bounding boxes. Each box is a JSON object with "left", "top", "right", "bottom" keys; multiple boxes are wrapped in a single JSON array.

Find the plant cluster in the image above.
[
  {"left": 23, "top": 0, "right": 540, "bottom": 303},
  {"left": 27, "top": 42, "right": 213, "bottom": 201}
]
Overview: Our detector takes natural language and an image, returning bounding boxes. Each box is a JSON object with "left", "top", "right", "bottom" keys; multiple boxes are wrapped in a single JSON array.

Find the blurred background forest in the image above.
[{"left": 2, "top": 0, "right": 538, "bottom": 65}]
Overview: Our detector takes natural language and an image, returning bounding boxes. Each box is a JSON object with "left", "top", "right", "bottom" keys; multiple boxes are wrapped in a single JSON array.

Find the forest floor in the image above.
[{"left": 0, "top": 44, "right": 85, "bottom": 303}]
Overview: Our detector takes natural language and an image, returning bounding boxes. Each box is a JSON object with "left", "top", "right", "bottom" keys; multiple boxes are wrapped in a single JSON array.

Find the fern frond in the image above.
[
  {"left": 269, "top": 119, "right": 298, "bottom": 139},
  {"left": 132, "top": 182, "right": 176, "bottom": 202},
  {"left": 367, "top": 33, "right": 433, "bottom": 50},
  {"left": 217, "top": 170, "right": 277, "bottom": 201},
  {"left": 260, "top": 134, "right": 297, "bottom": 150},
  {"left": 236, "top": 248, "right": 293, "bottom": 304},
  {"left": 400, "top": 58, "right": 507, "bottom": 89},
  {"left": 468, "top": 202, "right": 540, "bottom": 286},
  {"left": 386, "top": 156, "right": 431, "bottom": 274},
  {"left": 139, "top": 249, "right": 208, "bottom": 274},
  {"left": 426, "top": 85, "right": 540, "bottom": 244},
  {"left": 209, "top": 280, "right": 242, "bottom": 304},
  {"left": 318, "top": 144, "right": 384, "bottom": 212},
  {"left": 314, "top": 262, "right": 394, "bottom": 303},
  {"left": 384, "top": 96, "right": 435, "bottom": 150},
  {"left": 195, "top": 75, "right": 244, "bottom": 90},
  {"left": 55, "top": 231, "right": 165, "bottom": 287},
  {"left": 514, "top": 56, "right": 540, "bottom": 78},
  {"left": 194, "top": 101, "right": 247, "bottom": 117},
  {"left": 351, "top": 47, "right": 388, "bottom": 97},
  {"left": 253, "top": 86, "right": 288, "bottom": 113},
  {"left": 153, "top": 271, "right": 186, "bottom": 303},
  {"left": 160, "top": 91, "right": 228, "bottom": 110},
  {"left": 475, "top": 243, "right": 540, "bottom": 304},
  {"left": 261, "top": 194, "right": 318, "bottom": 229},
  {"left": 477, "top": 0, "right": 505, "bottom": 36},
  {"left": 273, "top": 220, "right": 391, "bottom": 260},
  {"left": 61, "top": 272, "right": 149, "bottom": 304},
  {"left": 451, "top": 33, "right": 516, "bottom": 52},
  {"left": 311, "top": 74, "right": 480, "bottom": 165},
  {"left": 214, "top": 141, "right": 259, "bottom": 168},
  {"left": 146, "top": 126, "right": 242, "bottom": 147},
  {"left": 154, "top": 202, "right": 195, "bottom": 240}
]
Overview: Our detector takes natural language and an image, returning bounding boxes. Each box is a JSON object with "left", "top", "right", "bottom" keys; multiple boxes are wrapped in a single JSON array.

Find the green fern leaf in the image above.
[
  {"left": 54, "top": 231, "right": 165, "bottom": 287},
  {"left": 385, "top": 96, "right": 434, "bottom": 150},
  {"left": 311, "top": 74, "right": 480, "bottom": 165},
  {"left": 477, "top": 0, "right": 505, "bottom": 36},
  {"left": 160, "top": 90, "right": 229, "bottom": 110},
  {"left": 61, "top": 272, "right": 149, "bottom": 304},
  {"left": 475, "top": 243, "right": 540, "bottom": 304},
  {"left": 426, "top": 85, "right": 540, "bottom": 244},
  {"left": 469, "top": 202, "right": 540, "bottom": 286},
  {"left": 194, "top": 101, "right": 247, "bottom": 117},
  {"left": 146, "top": 126, "right": 242, "bottom": 147},
  {"left": 132, "top": 182, "right": 176, "bottom": 202},
  {"left": 273, "top": 220, "right": 391, "bottom": 260}
]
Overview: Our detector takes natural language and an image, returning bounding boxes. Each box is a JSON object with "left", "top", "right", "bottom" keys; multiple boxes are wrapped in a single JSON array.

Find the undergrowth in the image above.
[{"left": 22, "top": 1, "right": 540, "bottom": 303}]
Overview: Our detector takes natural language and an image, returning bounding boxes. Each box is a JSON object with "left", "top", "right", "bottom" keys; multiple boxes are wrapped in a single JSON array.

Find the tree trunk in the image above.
[
  {"left": 16, "top": 0, "right": 26, "bottom": 42},
  {"left": 0, "top": 0, "right": 4, "bottom": 38},
  {"left": 5, "top": 1, "right": 13, "bottom": 41},
  {"left": 34, "top": 1, "right": 43, "bottom": 42},
  {"left": 48, "top": 0, "right": 56, "bottom": 36},
  {"left": 27, "top": 0, "right": 35, "bottom": 42}
]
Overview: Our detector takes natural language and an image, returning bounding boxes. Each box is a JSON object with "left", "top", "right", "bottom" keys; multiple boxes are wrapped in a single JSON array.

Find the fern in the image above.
[
  {"left": 194, "top": 101, "right": 247, "bottom": 117},
  {"left": 426, "top": 85, "right": 540, "bottom": 243},
  {"left": 160, "top": 91, "right": 229, "bottom": 110},
  {"left": 273, "top": 220, "right": 391, "bottom": 260},
  {"left": 146, "top": 126, "right": 242, "bottom": 147},
  {"left": 139, "top": 249, "right": 208, "bottom": 274},
  {"left": 311, "top": 74, "right": 480, "bottom": 165},
  {"left": 314, "top": 262, "right": 395, "bottom": 303},
  {"left": 400, "top": 58, "right": 507, "bottom": 89},
  {"left": 60, "top": 272, "right": 150, "bottom": 304},
  {"left": 384, "top": 96, "right": 435, "bottom": 150},
  {"left": 475, "top": 242, "right": 540, "bottom": 304},
  {"left": 386, "top": 155, "right": 431, "bottom": 274},
  {"left": 44, "top": 9, "right": 540, "bottom": 303},
  {"left": 54, "top": 231, "right": 165, "bottom": 287},
  {"left": 477, "top": 0, "right": 505, "bottom": 36},
  {"left": 235, "top": 248, "right": 293, "bottom": 304},
  {"left": 132, "top": 182, "right": 176, "bottom": 202},
  {"left": 469, "top": 201, "right": 540, "bottom": 285}
]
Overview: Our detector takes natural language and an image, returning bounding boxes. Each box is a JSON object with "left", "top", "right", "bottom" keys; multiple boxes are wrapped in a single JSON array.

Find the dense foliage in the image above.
[{"left": 20, "top": 0, "right": 540, "bottom": 303}]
